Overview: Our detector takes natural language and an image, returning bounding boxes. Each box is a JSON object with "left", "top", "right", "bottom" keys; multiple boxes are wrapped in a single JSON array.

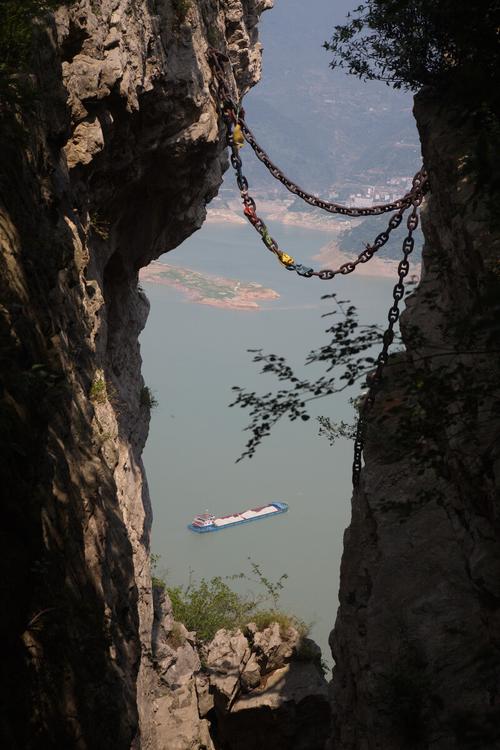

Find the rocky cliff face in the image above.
[
  {"left": 0, "top": 2, "right": 272, "bottom": 748},
  {"left": 151, "top": 588, "right": 330, "bottom": 750},
  {"left": 330, "top": 92, "right": 500, "bottom": 749},
  {"left": 5, "top": 4, "right": 497, "bottom": 749}
]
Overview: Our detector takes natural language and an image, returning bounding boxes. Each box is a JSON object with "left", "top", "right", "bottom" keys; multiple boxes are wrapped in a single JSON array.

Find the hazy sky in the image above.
[
  {"left": 259, "top": 0, "right": 366, "bottom": 72},
  {"left": 242, "top": 0, "right": 419, "bottom": 189}
]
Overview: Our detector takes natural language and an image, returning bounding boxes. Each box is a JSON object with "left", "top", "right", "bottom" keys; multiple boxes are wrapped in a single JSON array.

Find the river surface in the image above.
[{"left": 140, "top": 219, "right": 397, "bottom": 667}]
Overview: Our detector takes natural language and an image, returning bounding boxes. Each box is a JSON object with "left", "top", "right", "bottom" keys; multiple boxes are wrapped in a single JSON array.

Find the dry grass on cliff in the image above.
[{"left": 250, "top": 611, "right": 309, "bottom": 639}]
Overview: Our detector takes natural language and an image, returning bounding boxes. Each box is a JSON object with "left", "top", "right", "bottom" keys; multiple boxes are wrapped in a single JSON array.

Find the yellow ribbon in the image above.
[
  {"left": 233, "top": 124, "right": 245, "bottom": 148},
  {"left": 277, "top": 251, "right": 295, "bottom": 266}
]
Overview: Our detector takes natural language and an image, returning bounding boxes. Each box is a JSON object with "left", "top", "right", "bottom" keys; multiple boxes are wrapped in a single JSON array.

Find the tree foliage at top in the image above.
[
  {"left": 323, "top": 0, "right": 500, "bottom": 94},
  {"left": 0, "top": 0, "right": 69, "bottom": 106}
]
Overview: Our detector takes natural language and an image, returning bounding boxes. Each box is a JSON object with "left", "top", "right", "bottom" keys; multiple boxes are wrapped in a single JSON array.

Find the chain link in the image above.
[
  {"left": 208, "top": 48, "right": 427, "bottom": 488},
  {"left": 241, "top": 123, "right": 428, "bottom": 217},
  {"left": 352, "top": 199, "right": 422, "bottom": 485},
  {"left": 208, "top": 48, "right": 429, "bottom": 217},
  {"left": 223, "top": 104, "right": 419, "bottom": 280}
]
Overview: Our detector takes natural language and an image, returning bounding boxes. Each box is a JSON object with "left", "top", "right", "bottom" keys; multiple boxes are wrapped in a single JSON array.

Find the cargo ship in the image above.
[{"left": 188, "top": 502, "right": 288, "bottom": 533}]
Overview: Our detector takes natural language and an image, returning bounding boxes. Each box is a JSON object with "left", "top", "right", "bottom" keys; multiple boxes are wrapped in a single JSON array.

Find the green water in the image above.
[{"left": 140, "top": 220, "right": 396, "bottom": 666}]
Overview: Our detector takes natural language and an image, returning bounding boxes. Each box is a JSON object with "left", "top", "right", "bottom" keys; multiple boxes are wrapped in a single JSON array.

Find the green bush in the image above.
[
  {"left": 155, "top": 558, "right": 302, "bottom": 644},
  {"left": 89, "top": 375, "right": 107, "bottom": 404},
  {"left": 152, "top": 576, "right": 166, "bottom": 592},
  {"left": 167, "top": 576, "right": 257, "bottom": 642},
  {"left": 250, "top": 610, "right": 308, "bottom": 638},
  {"left": 323, "top": 0, "right": 499, "bottom": 94},
  {"left": 140, "top": 385, "right": 159, "bottom": 409}
]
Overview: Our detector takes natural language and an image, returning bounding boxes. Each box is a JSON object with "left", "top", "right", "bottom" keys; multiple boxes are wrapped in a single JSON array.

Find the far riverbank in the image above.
[{"left": 205, "top": 203, "right": 421, "bottom": 281}]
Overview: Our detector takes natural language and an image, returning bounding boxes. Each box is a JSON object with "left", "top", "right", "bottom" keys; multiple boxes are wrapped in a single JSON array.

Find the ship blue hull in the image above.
[{"left": 188, "top": 503, "right": 288, "bottom": 533}]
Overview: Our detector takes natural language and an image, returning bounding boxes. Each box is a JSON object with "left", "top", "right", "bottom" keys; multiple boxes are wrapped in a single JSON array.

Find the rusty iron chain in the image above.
[
  {"left": 352, "top": 199, "right": 422, "bottom": 485},
  {"left": 207, "top": 48, "right": 428, "bottom": 487},
  {"left": 208, "top": 48, "right": 429, "bottom": 218},
  {"left": 226, "top": 128, "right": 415, "bottom": 279},
  {"left": 241, "top": 124, "right": 428, "bottom": 218}
]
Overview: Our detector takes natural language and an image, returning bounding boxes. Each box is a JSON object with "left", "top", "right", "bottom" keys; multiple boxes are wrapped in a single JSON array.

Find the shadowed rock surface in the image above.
[
  {"left": 330, "top": 91, "right": 500, "bottom": 749},
  {"left": 0, "top": 1, "right": 271, "bottom": 747}
]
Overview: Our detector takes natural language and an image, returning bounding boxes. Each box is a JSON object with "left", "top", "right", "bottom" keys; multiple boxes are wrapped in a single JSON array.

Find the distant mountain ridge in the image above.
[{"left": 243, "top": 0, "right": 422, "bottom": 192}]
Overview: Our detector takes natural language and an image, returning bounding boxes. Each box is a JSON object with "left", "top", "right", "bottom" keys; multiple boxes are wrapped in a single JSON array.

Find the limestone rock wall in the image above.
[
  {"left": 0, "top": 2, "right": 271, "bottom": 748},
  {"left": 151, "top": 589, "right": 331, "bottom": 750},
  {"left": 330, "top": 91, "right": 500, "bottom": 749}
]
